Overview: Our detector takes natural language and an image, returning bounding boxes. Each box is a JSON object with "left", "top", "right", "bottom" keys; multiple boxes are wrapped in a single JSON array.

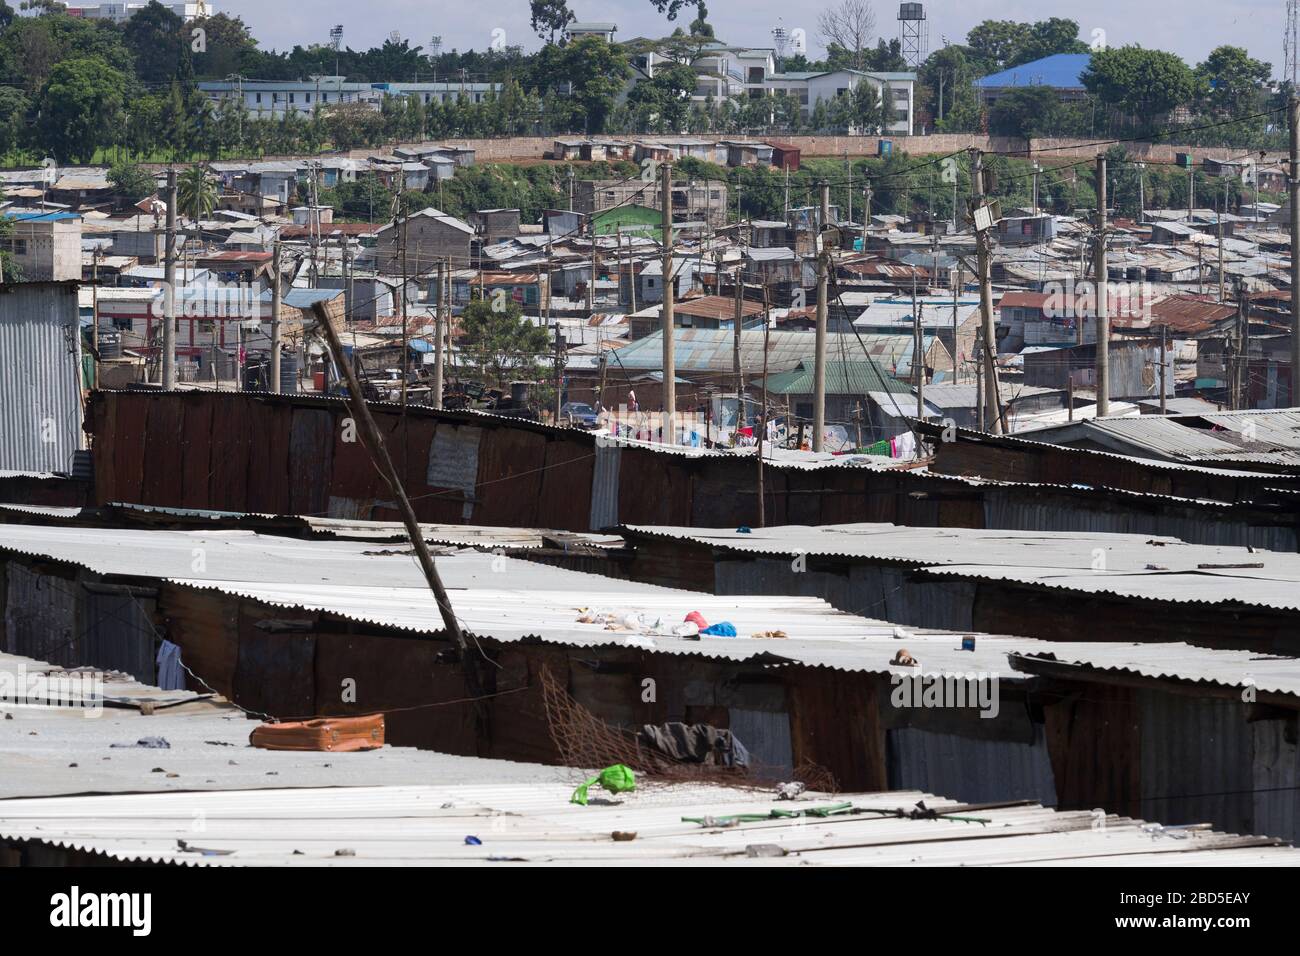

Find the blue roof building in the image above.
[{"left": 975, "top": 53, "right": 1092, "bottom": 103}]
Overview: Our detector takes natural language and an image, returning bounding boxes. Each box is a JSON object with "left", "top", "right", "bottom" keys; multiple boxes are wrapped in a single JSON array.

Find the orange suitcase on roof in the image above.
[{"left": 249, "top": 715, "right": 385, "bottom": 752}]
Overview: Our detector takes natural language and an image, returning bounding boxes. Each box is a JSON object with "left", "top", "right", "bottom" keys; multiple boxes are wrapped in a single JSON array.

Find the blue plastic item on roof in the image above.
[
  {"left": 736, "top": 526, "right": 752, "bottom": 534},
  {"left": 701, "top": 622, "right": 737, "bottom": 637}
]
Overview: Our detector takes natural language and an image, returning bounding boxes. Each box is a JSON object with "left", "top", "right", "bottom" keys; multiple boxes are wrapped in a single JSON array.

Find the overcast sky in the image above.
[{"left": 215, "top": 0, "right": 1288, "bottom": 78}]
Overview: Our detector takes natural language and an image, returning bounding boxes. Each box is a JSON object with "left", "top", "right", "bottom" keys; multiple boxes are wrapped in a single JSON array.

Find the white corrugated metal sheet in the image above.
[
  {"left": 0, "top": 283, "right": 83, "bottom": 474},
  {"left": 622, "top": 523, "right": 1300, "bottom": 611},
  {"left": 1, "top": 782, "right": 1292, "bottom": 866},
  {"left": 5, "top": 523, "right": 1300, "bottom": 697}
]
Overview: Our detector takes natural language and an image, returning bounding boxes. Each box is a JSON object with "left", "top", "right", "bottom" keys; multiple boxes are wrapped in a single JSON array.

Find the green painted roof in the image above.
[{"left": 762, "top": 359, "right": 910, "bottom": 396}]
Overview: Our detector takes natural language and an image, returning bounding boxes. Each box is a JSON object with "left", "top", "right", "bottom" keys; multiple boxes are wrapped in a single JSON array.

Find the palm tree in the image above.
[{"left": 178, "top": 165, "right": 217, "bottom": 222}]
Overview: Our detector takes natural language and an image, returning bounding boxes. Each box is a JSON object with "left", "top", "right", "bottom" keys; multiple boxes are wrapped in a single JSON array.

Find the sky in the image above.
[{"left": 215, "top": 0, "right": 1289, "bottom": 78}]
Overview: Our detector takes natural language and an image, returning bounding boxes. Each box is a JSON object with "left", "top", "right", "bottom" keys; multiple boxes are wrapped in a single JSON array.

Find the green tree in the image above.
[
  {"left": 1196, "top": 46, "right": 1271, "bottom": 117},
  {"left": 108, "top": 160, "right": 156, "bottom": 203},
  {"left": 626, "top": 61, "right": 695, "bottom": 132},
  {"left": 1083, "top": 46, "right": 1199, "bottom": 124},
  {"left": 122, "top": 0, "right": 185, "bottom": 84},
  {"left": 0, "top": 87, "right": 29, "bottom": 158},
  {"left": 178, "top": 165, "right": 217, "bottom": 221},
  {"left": 967, "top": 18, "right": 1086, "bottom": 73},
  {"left": 987, "top": 86, "right": 1066, "bottom": 138},
  {"left": 35, "top": 56, "right": 127, "bottom": 163},
  {"left": 457, "top": 297, "right": 550, "bottom": 390},
  {"left": 190, "top": 12, "right": 259, "bottom": 79},
  {"left": 919, "top": 45, "right": 978, "bottom": 130},
  {"left": 529, "top": 0, "right": 575, "bottom": 44}
]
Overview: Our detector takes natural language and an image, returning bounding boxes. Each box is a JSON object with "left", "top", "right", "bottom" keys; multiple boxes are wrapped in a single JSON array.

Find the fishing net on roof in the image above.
[{"left": 539, "top": 664, "right": 837, "bottom": 793}]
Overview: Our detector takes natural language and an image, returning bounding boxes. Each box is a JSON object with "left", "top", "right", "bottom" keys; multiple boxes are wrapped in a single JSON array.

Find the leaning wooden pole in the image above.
[{"left": 311, "top": 301, "right": 482, "bottom": 694}]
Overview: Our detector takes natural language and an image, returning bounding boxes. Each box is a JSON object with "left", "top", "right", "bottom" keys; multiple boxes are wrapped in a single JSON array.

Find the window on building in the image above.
[
  {"left": 0, "top": 238, "right": 28, "bottom": 255},
  {"left": 289, "top": 93, "right": 296, "bottom": 103},
  {"left": 112, "top": 317, "right": 132, "bottom": 331},
  {"left": 255, "top": 93, "right": 262, "bottom": 103}
]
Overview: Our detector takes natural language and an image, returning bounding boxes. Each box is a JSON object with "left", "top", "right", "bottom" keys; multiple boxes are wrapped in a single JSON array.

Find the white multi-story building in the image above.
[
  {"left": 198, "top": 78, "right": 504, "bottom": 120},
  {"left": 62, "top": 2, "right": 211, "bottom": 22},
  {"left": 627, "top": 37, "right": 916, "bottom": 134}
]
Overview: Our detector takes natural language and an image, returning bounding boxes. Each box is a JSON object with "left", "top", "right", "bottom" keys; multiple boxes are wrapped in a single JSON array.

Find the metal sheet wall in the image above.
[
  {"left": 886, "top": 725, "right": 1058, "bottom": 806},
  {"left": 3, "top": 562, "right": 78, "bottom": 666},
  {"left": 589, "top": 443, "right": 621, "bottom": 531},
  {"left": 0, "top": 284, "right": 83, "bottom": 474},
  {"left": 81, "top": 590, "right": 157, "bottom": 684}
]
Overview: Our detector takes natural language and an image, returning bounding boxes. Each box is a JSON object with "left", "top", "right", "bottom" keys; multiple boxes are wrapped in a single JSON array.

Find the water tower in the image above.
[{"left": 898, "top": 3, "right": 928, "bottom": 69}]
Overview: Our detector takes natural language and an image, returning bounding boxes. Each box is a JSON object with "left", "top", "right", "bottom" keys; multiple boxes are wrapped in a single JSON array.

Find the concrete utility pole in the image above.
[
  {"left": 270, "top": 240, "right": 282, "bottom": 393},
  {"left": 1095, "top": 153, "right": 1110, "bottom": 417},
  {"left": 1291, "top": 94, "right": 1300, "bottom": 404},
  {"left": 813, "top": 180, "right": 831, "bottom": 452},
  {"left": 660, "top": 161, "right": 676, "bottom": 438},
  {"left": 969, "top": 149, "right": 1000, "bottom": 433},
  {"left": 162, "top": 168, "right": 177, "bottom": 389}
]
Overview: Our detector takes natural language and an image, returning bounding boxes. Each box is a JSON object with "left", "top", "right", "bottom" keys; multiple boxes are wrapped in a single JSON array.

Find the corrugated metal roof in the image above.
[
  {"left": 8, "top": 523, "right": 1300, "bottom": 698},
  {"left": 762, "top": 359, "right": 910, "bottom": 396},
  {"left": 618, "top": 523, "right": 1300, "bottom": 615},
  {"left": 1026, "top": 411, "right": 1300, "bottom": 468},
  {"left": 0, "top": 650, "right": 572, "bottom": 800},
  {"left": 1, "top": 781, "right": 1290, "bottom": 866}
]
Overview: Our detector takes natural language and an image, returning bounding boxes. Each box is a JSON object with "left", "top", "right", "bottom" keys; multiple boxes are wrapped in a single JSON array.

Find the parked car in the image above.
[{"left": 560, "top": 402, "right": 599, "bottom": 428}]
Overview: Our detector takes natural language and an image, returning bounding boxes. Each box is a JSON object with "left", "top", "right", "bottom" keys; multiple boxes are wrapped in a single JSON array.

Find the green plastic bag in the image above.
[{"left": 570, "top": 764, "right": 636, "bottom": 805}]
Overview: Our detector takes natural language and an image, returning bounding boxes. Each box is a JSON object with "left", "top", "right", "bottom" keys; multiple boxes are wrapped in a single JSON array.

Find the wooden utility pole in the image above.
[
  {"left": 1159, "top": 324, "right": 1168, "bottom": 415},
  {"left": 733, "top": 256, "right": 744, "bottom": 413},
  {"left": 861, "top": 180, "right": 872, "bottom": 252},
  {"left": 162, "top": 168, "right": 177, "bottom": 389},
  {"left": 432, "top": 257, "right": 446, "bottom": 409},
  {"left": 951, "top": 262, "right": 961, "bottom": 383},
  {"left": 91, "top": 249, "right": 99, "bottom": 389},
  {"left": 1237, "top": 277, "right": 1250, "bottom": 410},
  {"left": 1217, "top": 181, "right": 1226, "bottom": 303},
  {"left": 343, "top": 234, "right": 353, "bottom": 328},
  {"left": 813, "top": 180, "right": 830, "bottom": 451},
  {"left": 660, "top": 161, "right": 676, "bottom": 438},
  {"left": 587, "top": 229, "right": 597, "bottom": 311},
  {"left": 399, "top": 201, "right": 409, "bottom": 408},
  {"left": 308, "top": 300, "right": 482, "bottom": 698},
  {"left": 270, "top": 240, "right": 282, "bottom": 392},
  {"left": 1290, "top": 94, "right": 1300, "bottom": 404},
  {"left": 912, "top": 282, "right": 924, "bottom": 420},
  {"left": 554, "top": 323, "right": 564, "bottom": 422},
  {"left": 757, "top": 283, "right": 770, "bottom": 527},
  {"left": 969, "top": 149, "right": 1000, "bottom": 433},
  {"left": 1095, "top": 153, "right": 1110, "bottom": 416}
]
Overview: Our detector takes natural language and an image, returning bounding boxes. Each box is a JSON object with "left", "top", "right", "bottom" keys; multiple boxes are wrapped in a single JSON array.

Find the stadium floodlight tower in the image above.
[
  {"left": 329, "top": 25, "right": 344, "bottom": 78},
  {"left": 898, "top": 3, "right": 928, "bottom": 69}
]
